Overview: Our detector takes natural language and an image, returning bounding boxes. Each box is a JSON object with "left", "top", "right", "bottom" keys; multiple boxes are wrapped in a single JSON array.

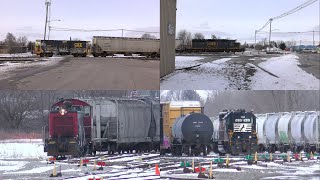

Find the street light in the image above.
[{"left": 48, "top": 19, "right": 61, "bottom": 40}]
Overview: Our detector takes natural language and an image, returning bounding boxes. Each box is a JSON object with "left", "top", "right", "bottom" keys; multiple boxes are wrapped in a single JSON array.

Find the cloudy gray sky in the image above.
[
  {"left": 177, "top": 0, "right": 319, "bottom": 44},
  {"left": 0, "top": 0, "right": 159, "bottom": 41},
  {"left": 1, "top": 0, "right": 319, "bottom": 45}
]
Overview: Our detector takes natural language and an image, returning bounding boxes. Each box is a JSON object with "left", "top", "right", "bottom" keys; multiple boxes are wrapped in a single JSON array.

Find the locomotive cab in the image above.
[
  {"left": 45, "top": 99, "right": 92, "bottom": 157},
  {"left": 215, "top": 109, "right": 258, "bottom": 155}
]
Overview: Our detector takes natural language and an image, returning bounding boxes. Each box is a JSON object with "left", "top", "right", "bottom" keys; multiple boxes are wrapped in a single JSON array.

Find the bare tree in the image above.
[
  {"left": 177, "top": 30, "right": 192, "bottom": 49},
  {"left": 211, "top": 34, "right": 217, "bottom": 39},
  {"left": 0, "top": 91, "right": 36, "bottom": 130},
  {"left": 193, "top": 32, "right": 205, "bottom": 39},
  {"left": 4, "top": 33, "right": 17, "bottom": 54},
  {"left": 141, "top": 33, "right": 156, "bottom": 39}
]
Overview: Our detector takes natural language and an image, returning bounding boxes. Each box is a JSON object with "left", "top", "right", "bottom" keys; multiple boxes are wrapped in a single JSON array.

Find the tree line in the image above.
[
  {"left": 0, "top": 33, "right": 35, "bottom": 54},
  {"left": 161, "top": 90, "right": 320, "bottom": 117},
  {"left": 0, "top": 90, "right": 159, "bottom": 133}
]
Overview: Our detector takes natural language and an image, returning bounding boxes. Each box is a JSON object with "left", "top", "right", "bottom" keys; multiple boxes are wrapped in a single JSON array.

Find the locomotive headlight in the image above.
[
  {"left": 238, "top": 136, "right": 240, "bottom": 139},
  {"left": 60, "top": 108, "right": 67, "bottom": 115},
  {"left": 249, "top": 136, "right": 252, "bottom": 139}
]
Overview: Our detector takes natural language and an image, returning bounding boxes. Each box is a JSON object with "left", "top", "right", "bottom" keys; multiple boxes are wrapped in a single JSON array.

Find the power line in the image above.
[
  {"left": 272, "top": 0, "right": 318, "bottom": 20},
  {"left": 257, "top": 30, "right": 320, "bottom": 34},
  {"left": 256, "top": 0, "right": 318, "bottom": 32},
  {"left": 50, "top": 27, "right": 160, "bottom": 34}
]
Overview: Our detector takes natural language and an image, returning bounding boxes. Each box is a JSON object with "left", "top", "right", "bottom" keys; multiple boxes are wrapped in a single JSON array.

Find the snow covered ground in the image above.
[
  {"left": 161, "top": 157, "right": 320, "bottom": 180},
  {"left": 0, "top": 56, "right": 63, "bottom": 80},
  {"left": 0, "top": 52, "right": 35, "bottom": 58},
  {"left": 0, "top": 139, "right": 47, "bottom": 159},
  {"left": 161, "top": 56, "right": 231, "bottom": 90},
  {"left": 161, "top": 53, "right": 319, "bottom": 90},
  {"left": 0, "top": 139, "right": 160, "bottom": 179},
  {"left": 250, "top": 54, "right": 319, "bottom": 90}
]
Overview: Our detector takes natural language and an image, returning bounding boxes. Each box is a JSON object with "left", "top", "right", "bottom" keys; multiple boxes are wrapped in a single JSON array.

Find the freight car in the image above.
[
  {"left": 213, "top": 109, "right": 258, "bottom": 155},
  {"left": 171, "top": 113, "right": 213, "bottom": 156},
  {"left": 92, "top": 36, "right": 160, "bottom": 58},
  {"left": 256, "top": 111, "right": 320, "bottom": 153},
  {"left": 44, "top": 99, "right": 93, "bottom": 157},
  {"left": 176, "top": 39, "right": 244, "bottom": 53},
  {"left": 160, "top": 101, "right": 203, "bottom": 155},
  {"left": 82, "top": 97, "right": 160, "bottom": 155}
]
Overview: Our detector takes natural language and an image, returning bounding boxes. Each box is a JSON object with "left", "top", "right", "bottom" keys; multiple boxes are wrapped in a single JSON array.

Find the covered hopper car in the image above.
[
  {"left": 82, "top": 97, "right": 160, "bottom": 155},
  {"left": 92, "top": 36, "right": 160, "bottom": 58}
]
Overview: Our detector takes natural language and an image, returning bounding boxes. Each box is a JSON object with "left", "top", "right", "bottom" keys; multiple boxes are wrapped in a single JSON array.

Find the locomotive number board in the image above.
[
  {"left": 234, "top": 123, "right": 252, "bottom": 132},
  {"left": 234, "top": 118, "right": 251, "bottom": 123}
]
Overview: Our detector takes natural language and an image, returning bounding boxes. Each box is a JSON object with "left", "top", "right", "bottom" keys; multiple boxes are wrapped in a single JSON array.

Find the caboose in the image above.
[{"left": 44, "top": 99, "right": 93, "bottom": 157}]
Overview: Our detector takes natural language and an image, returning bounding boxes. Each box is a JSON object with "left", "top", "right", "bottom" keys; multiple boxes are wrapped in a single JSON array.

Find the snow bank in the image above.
[
  {"left": 0, "top": 140, "right": 47, "bottom": 159},
  {"left": 251, "top": 54, "right": 319, "bottom": 90},
  {"left": 4, "top": 166, "right": 53, "bottom": 174},
  {"left": 0, "top": 160, "right": 27, "bottom": 171},
  {"left": 161, "top": 57, "right": 231, "bottom": 90},
  {"left": 175, "top": 56, "right": 205, "bottom": 69},
  {"left": 0, "top": 52, "right": 34, "bottom": 58}
]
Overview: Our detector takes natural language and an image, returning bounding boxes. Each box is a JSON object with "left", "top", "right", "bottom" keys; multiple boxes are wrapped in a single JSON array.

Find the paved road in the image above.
[
  {"left": 297, "top": 53, "right": 320, "bottom": 79},
  {"left": 0, "top": 57, "right": 159, "bottom": 90}
]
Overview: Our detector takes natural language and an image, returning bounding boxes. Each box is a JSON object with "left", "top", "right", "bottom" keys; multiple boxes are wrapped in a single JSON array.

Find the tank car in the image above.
[
  {"left": 303, "top": 111, "right": 320, "bottom": 153},
  {"left": 255, "top": 114, "right": 267, "bottom": 152},
  {"left": 171, "top": 113, "right": 213, "bottom": 156},
  {"left": 277, "top": 112, "right": 294, "bottom": 152},
  {"left": 213, "top": 109, "right": 258, "bottom": 155},
  {"left": 44, "top": 99, "right": 93, "bottom": 157}
]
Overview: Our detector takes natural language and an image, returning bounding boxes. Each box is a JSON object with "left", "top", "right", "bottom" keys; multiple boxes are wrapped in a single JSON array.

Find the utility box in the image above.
[{"left": 160, "top": 0, "right": 177, "bottom": 77}]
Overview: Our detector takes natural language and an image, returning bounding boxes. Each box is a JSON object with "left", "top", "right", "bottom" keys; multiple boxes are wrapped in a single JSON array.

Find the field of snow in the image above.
[
  {"left": 0, "top": 139, "right": 47, "bottom": 159},
  {"left": 251, "top": 54, "right": 319, "bottom": 90},
  {"left": 161, "top": 53, "right": 319, "bottom": 90},
  {"left": 161, "top": 56, "right": 232, "bottom": 90}
]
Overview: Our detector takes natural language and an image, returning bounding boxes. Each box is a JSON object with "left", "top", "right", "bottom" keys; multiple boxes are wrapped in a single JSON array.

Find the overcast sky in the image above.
[
  {"left": 1, "top": 0, "right": 319, "bottom": 44},
  {"left": 0, "top": 0, "right": 160, "bottom": 41},
  {"left": 177, "top": 0, "right": 319, "bottom": 44}
]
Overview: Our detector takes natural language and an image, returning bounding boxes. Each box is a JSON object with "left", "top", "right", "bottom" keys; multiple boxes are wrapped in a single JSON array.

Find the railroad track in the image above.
[
  {"left": 0, "top": 56, "right": 41, "bottom": 62},
  {"left": 50, "top": 153, "right": 160, "bottom": 180},
  {"left": 56, "top": 153, "right": 160, "bottom": 167}
]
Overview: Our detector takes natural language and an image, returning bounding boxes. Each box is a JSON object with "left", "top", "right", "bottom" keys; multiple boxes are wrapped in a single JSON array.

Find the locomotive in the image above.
[
  {"left": 171, "top": 113, "right": 213, "bottom": 156},
  {"left": 213, "top": 109, "right": 258, "bottom": 155},
  {"left": 44, "top": 99, "right": 93, "bottom": 157},
  {"left": 176, "top": 39, "right": 244, "bottom": 53},
  {"left": 34, "top": 40, "right": 89, "bottom": 57}
]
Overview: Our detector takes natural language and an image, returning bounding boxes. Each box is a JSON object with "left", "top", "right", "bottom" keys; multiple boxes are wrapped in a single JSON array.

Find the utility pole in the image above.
[
  {"left": 43, "top": 0, "right": 50, "bottom": 41},
  {"left": 268, "top": 18, "right": 273, "bottom": 52},
  {"left": 313, "top": 30, "right": 315, "bottom": 48},
  {"left": 254, "top": 30, "right": 257, "bottom": 50}
]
